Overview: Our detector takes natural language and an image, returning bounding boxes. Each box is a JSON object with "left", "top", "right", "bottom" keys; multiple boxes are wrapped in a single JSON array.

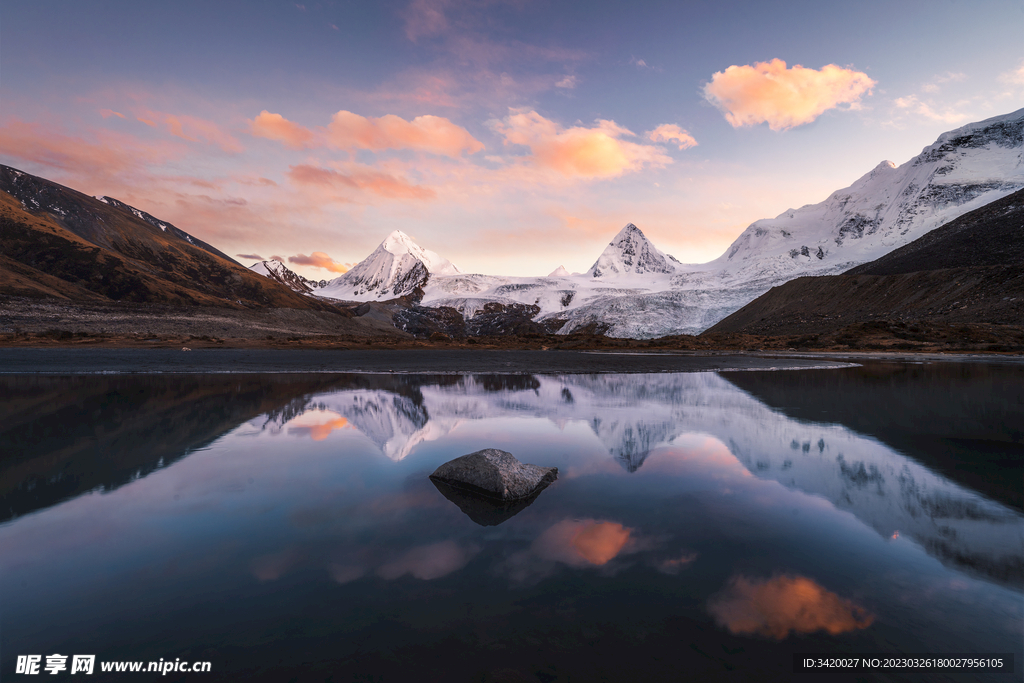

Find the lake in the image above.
[{"left": 1, "top": 358, "right": 1021, "bottom": 682}]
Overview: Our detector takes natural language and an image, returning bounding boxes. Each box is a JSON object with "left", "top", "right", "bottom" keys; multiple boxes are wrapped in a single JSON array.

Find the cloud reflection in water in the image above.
[{"left": 708, "top": 574, "right": 874, "bottom": 639}]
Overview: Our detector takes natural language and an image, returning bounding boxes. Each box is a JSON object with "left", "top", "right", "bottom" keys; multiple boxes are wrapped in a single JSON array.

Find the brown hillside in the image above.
[{"left": 0, "top": 165, "right": 336, "bottom": 310}]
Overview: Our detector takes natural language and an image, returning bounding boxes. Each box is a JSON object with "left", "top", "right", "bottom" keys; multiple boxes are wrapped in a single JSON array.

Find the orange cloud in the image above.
[
  {"left": 648, "top": 124, "right": 698, "bottom": 150},
  {"left": 249, "top": 109, "right": 482, "bottom": 158},
  {"left": 703, "top": 59, "right": 876, "bottom": 131},
  {"left": 288, "top": 252, "right": 349, "bottom": 274},
  {"left": 136, "top": 108, "right": 245, "bottom": 153},
  {"left": 533, "top": 519, "right": 632, "bottom": 566},
  {"left": 250, "top": 110, "right": 315, "bottom": 149},
  {"left": 327, "top": 110, "right": 484, "bottom": 157},
  {"left": 288, "top": 163, "right": 436, "bottom": 200},
  {"left": 708, "top": 575, "right": 874, "bottom": 639},
  {"left": 495, "top": 110, "right": 671, "bottom": 179},
  {"left": 100, "top": 109, "right": 126, "bottom": 119}
]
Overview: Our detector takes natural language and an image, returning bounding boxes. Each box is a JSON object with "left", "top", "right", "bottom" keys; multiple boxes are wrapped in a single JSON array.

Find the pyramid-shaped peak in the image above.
[
  {"left": 548, "top": 265, "right": 570, "bottom": 277},
  {"left": 381, "top": 230, "right": 420, "bottom": 252},
  {"left": 587, "top": 223, "right": 679, "bottom": 277},
  {"left": 612, "top": 223, "right": 645, "bottom": 240}
]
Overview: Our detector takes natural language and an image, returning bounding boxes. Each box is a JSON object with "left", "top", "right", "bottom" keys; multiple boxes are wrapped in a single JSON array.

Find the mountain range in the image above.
[
  {"left": 2, "top": 108, "right": 1021, "bottom": 342},
  {"left": 251, "top": 108, "right": 1023, "bottom": 338}
]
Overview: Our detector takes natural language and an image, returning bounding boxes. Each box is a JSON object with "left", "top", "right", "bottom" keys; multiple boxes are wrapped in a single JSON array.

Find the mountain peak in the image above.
[
  {"left": 318, "top": 231, "right": 459, "bottom": 301},
  {"left": 587, "top": 223, "right": 679, "bottom": 277},
  {"left": 548, "top": 265, "right": 570, "bottom": 277},
  {"left": 249, "top": 259, "right": 326, "bottom": 294}
]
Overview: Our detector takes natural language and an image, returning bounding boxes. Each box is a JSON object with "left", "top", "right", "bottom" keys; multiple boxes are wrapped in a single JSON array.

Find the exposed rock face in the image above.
[{"left": 428, "top": 448, "right": 557, "bottom": 501}]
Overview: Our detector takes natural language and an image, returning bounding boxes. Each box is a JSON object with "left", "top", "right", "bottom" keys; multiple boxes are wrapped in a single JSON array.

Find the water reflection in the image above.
[
  {"left": 708, "top": 575, "right": 875, "bottom": 639},
  {"left": 238, "top": 370, "right": 1023, "bottom": 588},
  {"left": 1, "top": 366, "right": 1021, "bottom": 681}
]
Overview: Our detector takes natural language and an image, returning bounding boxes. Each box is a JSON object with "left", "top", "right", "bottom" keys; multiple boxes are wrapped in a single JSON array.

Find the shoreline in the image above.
[{"left": 1, "top": 347, "right": 1021, "bottom": 375}]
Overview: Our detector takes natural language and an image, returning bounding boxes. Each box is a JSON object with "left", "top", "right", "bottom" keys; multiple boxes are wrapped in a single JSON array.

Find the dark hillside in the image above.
[{"left": 707, "top": 189, "right": 1024, "bottom": 337}]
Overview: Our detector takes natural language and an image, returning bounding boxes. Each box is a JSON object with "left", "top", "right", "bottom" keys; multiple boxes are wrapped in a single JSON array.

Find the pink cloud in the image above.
[
  {"left": 708, "top": 575, "right": 874, "bottom": 639},
  {"left": 288, "top": 163, "right": 436, "bottom": 200},
  {"left": 237, "top": 253, "right": 264, "bottom": 261},
  {"left": 703, "top": 59, "right": 876, "bottom": 131},
  {"left": 0, "top": 118, "right": 182, "bottom": 181},
  {"left": 99, "top": 109, "right": 126, "bottom": 119},
  {"left": 648, "top": 124, "right": 698, "bottom": 150},
  {"left": 250, "top": 110, "right": 315, "bottom": 149},
  {"left": 136, "top": 108, "right": 245, "bottom": 153},
  {"left": 249, "top": 109, "right": 483, "bottom": 158},
  {"left": 494, "top": 109, "right": 672, "bottom": 179},
  {"left": 327, "top": 110, "right": 483, "bottom": 156},
  {"left": 288, "top": 251, "right": 349, "bottom": 273}
]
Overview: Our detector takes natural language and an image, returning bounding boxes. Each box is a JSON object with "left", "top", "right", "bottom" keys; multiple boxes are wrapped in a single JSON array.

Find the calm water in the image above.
[{"left": 1, "top": 362, "right": 1022, "bottom": 682}]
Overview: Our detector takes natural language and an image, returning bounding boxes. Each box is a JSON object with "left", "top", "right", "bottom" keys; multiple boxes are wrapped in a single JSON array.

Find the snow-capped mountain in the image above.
[
  {"left": 248, "top": 259, "right": 327, "bottom": 294},
  {"left": 422, "top": 108, "right": 1024, "bottom": 336},
  {"left": 587, "top": 223, "right": 681, "bottom": 277},
  {"left": 318, "top": 230, "right": 460, "bottom": 301},
  {"left": 548, "top": 265, "right": 570, "bottom": 277},
  {"left": 248, "top": 109, "right": 1023, "bottom": 337}
]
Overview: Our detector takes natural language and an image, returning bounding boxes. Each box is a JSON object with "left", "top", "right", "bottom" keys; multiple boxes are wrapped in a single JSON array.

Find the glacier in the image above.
[{"left": 261, "top": 109, "right": 1024, "bottom": 338}]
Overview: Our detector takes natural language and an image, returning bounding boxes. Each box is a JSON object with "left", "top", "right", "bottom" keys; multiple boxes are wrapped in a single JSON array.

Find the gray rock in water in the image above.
[{"left": 429, "top": 448, "right": 557, "bottom": 501}]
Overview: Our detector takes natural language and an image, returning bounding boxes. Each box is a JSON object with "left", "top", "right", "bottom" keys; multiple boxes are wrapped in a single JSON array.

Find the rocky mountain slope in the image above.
[
  {"left": 0, "top": 165, "right": 332, "bottom": 310},
  {"left": 707, "top": 187, "right": 1024, "bottom": 336},
  {"left": 249, "top": 259, "right": 328, "bottom": 294}
]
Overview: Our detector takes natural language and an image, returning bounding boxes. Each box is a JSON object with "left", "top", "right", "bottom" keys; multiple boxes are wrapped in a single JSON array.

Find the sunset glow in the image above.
[{"left": 1, "top": 1, "right": 1020, "bottom": 277}]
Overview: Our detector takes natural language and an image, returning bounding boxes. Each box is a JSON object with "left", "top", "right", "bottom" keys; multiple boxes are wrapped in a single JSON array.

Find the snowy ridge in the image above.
[
  {"left": 248, "top": 259, "right": 327, "bottom": 294},
  {"left": 420, "top": 108, "right": 1023, "bottom": 336},
  {"left": 252, "top": 109, "right": 1023, "bottom": 336},
  {"left": 318, "top": 230, "right": 460, "bottom": 301}
]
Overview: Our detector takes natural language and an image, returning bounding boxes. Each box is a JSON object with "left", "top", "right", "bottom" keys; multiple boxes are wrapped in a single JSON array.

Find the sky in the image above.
[{"left": 1, "top": 0, "right": 1023, "bottom": 278}]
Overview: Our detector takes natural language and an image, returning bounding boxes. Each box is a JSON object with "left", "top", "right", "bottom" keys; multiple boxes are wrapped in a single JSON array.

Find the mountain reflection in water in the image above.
[{"left": 0, "top": 364, "right": 1021, "bottom": 682}]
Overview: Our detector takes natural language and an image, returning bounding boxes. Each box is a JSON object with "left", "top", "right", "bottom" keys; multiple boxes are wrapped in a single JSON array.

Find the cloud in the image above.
[
  {"left": 287, "top": 252, "right": 350, "bottom": 273},
  {"left": 100, "top": 109, "right": 126, "bottom": 119},
  {"left": 555, "top": 75, "right": 578, "bottom": 89},
  {"left": 250, "top": 110, "right": 483, "bottom": 158},
  {"left": 135, "top": 108, "right": 245, "bottom": 153},
  {"left": 494, "top": 109, "right": 672, "bottom": 179},
  {"left": 630, "top": 57, "right": 648, "bottom": 68},
  {"left": 921, "top": 71, "right": 967, "bottom": 93},
  {"left": 648, "top": 124, "right": 698, "bottom": 150},
  {"left": 999, "top": 60, "right": 1024, "bottom": 86},
  {"left": 286, "top": 409, "right": 352, "bottom": 438},
  {"left": 402, "top": 0, "right": 450, "bottom": 42},
  {"left": 288, "top": 164, "right": 436, "bottom": 200},
  {"left": 250, "top": 111, "right": 316, "bottom": 149},
  {"left": 703, "top": 59, "right": 876, "bottom": 131},
  {"left": 656, "top": 552, "right": 698, "bottom": 575},
  {"left": 893, "top": 95, "right": 972, "bottom": 124},
  {"left": 707, "top": 575, "right": 874, "bottom": 639},
  {"left": 236, "top": 253, "right": 264, "bottom": 261},
  {"left": 532, "top": 519, "right": 632, "bottom": 567},
  {"left": 377, "top": 540, "right": 477, "bottom": 580},
  {"left": 0, "top": 119, "right": 182, "bottom": 181},
  {"left": 327, "top": 110, "right": 484, "bottom": 156}
]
